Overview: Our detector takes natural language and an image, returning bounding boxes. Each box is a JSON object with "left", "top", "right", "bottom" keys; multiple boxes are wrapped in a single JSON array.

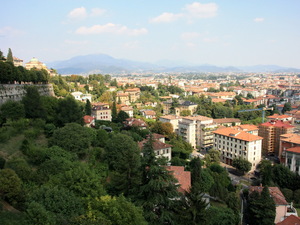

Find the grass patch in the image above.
[
  {"left": 296, "top": 208, "right": 300, "bottom": 216},
  {"left": 210, "top": 199, "right": 227, "bottom": 208},
  {"left": 0, "top": 134, "right": 25, "bottom": 159}
]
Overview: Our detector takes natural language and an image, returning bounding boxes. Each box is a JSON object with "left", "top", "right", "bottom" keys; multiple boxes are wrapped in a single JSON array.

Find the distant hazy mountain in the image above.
[
  {"left": 48, "top": 54, "right": 300, "bottom": 74},
  {"left": 237, "top": 65, "right": 300, "bottom": 73}
]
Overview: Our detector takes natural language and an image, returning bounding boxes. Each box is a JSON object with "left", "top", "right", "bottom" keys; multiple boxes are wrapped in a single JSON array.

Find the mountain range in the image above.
[{"left": 47, "top": 54, "right": 300, "bottom": 75}]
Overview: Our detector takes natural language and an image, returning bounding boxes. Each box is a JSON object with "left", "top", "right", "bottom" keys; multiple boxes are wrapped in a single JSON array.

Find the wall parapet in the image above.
[{"left": 0, "top": 84, "right": 55, "bottom": 105}]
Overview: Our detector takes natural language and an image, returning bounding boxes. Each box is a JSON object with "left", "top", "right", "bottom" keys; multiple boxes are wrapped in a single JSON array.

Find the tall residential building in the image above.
[
  {"left": 213, "top": 126, "right": 263, "bottom": 171},
  {"left": 177, "top": 115, "right": 217, "bottom": 150},
  {"left": 159, "top": 115, "right": 182, "bottom": 133},
  {"left": 258, "top": 120, "right": 294, "bottom": 156},
  {"left": 280, "top": 133, "right": 300, "bottom": 162}
]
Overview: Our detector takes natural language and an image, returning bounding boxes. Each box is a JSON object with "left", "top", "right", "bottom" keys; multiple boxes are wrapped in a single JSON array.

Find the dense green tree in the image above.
[
  {"left": 105, "top": 134, "right": 141, "bottom": 196},
  {"left": 205, "top": 148, "right": 220, "bottom": 165},
  {"left": 282, "top": 102, "right": 292, "bottom": 114},
  {"left": 248, "top": 187, "right": 276, "bottom": 225},
  {"left": 29, "top": 185, "right": 84, "bottom": 224},
  {"left": 116, "top": 110, "right": 129, "bottom": 123},
  {"left": 85, "top": 99, "right": 92, "bottom": 115},
  {"left": 177, "top": 188, "right": 208, "bottom": 225},
  {"left": 0, "top": 156, "right": 6, "bottom": 169},
  {"left": 111, "top": 101, "right": 117, "bottom": 122},
  {"left": 5, "top": 157, "right": 33, "bottom": 182},
  {"left": 0, "top": 168, "right": 22, "bottom": 204},
  {"left": 272, "top": 164, "right": 296, "bottom": 190},
  {"left": 197, "top": 169, "right": 214, "bottom": 193},
  {"left": 25, "top": 202, "right": 56, "bottom": 225},
  {"left": 55, "top": 96, "right": 84, "bottom": 126},
  {"left": 259, "top": 160, "right": 273, "bottom": 186},
  {"left": 232, "top": 157, "right": 251, "bottom": 174},
  {"left": 0, "top": 100, "right": 25, "bottom": 121},
  {"left": 49, "top": 163, "right": 106, "bottom": 198},
  {"left": 180, "top": 109, "right": 191, "bottom": 116},
  {"left": 136, "top": 136, "right": 180, "bottom": 224},
  {"left": 6, "top": 48, "right": 13, "bottom": 63},
  {"left": 190, "top": 157, "right": 202, "bottom": 189},
  {"left": 294, "top": 189, "right": 300, "bottom": 204},
  {"left": 49, "top": 123, "right": 95, "bottom": 155},
  {"left": 22, "top": 86, "right": 45, "bottom": 119},
  {"left": 206, "top": 206, "right": 239, "bottom": 225},
  {"left": 168, "top": 135, "right": 193, "bottom": 160},
  {"left": 281, "top": 188, "right": 293, "bottom": 202},
  {"left": 40, "top": 96, "right": 59, "bottom": 123}
]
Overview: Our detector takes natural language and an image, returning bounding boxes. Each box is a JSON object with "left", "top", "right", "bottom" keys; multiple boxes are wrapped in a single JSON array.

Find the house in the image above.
[
  {"left": 91, "top": 105, "right": 112, "bottom": 121},
  {"left": 249, "top": 185, "right": 298, "bottom": 223},
  {"left": 124, "top": 87, "right": 140, "bottom": 102},
  {"left": 138, "top": 136, "right": 172, "bottom": 161},
  {"left": 83, "top": 115, "right": 95, "bottom": 127},
  {"left": 166, "top": 166, "right": 191, "bottom": 193},
  {"left": 140, "top": 109, "right": 156, "bottom": 119},
  {"left": 213, "top": 126, "right": 263, "bottom": 171},
  {"left": 120, "top": 105, "right": 134, "bottom": 117},
  {"left": 267, "top": 114, "right": 293, "bottom": 122},
  {"left": 71, "top": 91, "right": 92, "bottom": 102},
  {"left": 276, "top": 215, "right": 300, "bottom": 225},
  {"left": 123, "top": 118, "right": 148, "bottom": 129},
  {"left": 175, "top": 101, "right": 198, "bottom": 116}
]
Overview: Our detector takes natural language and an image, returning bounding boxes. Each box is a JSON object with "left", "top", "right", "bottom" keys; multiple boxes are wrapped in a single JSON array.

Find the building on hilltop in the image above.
[
  {"left": 25, "top": 57, "right": 48, "bottom": 71},
  {"left": 213, "top": 126, "right": 263, "bottom": 171}
]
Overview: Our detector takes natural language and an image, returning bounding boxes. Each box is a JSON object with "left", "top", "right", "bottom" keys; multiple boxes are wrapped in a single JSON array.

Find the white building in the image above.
[
  {"left": 285, "top": 147, "right": 300, "bottom": 175},
  {"left": 71, "top": 92, "right": 92, "bottom": 102},
  {"left": 159, "top": 115, "right": 182, "bottom": 133},
  {"left": 213, "top": 126, "right": 263, "bottom": 171}
]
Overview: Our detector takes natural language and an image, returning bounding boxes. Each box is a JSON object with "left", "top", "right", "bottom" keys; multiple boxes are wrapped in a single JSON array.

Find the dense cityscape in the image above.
[{"left": 0, "top": 48, "right": 300, "bottom": 225}]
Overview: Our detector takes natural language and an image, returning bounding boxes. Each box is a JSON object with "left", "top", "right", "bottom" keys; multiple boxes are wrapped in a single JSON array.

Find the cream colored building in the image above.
[
  {"left": 159, "top": 115, "right": 182, "bottom": 133},
  {"left": 177, "top": 115, "right": 217, "bottom": 150},
  {"left": 25, "top": 57, "right": 49, "bottom": 71},
  {"left": 91, "top": 105, "right": 112, "bottom": 121},
  {"left": 213, "top": 126, "right": 263, "bottom": 171}
]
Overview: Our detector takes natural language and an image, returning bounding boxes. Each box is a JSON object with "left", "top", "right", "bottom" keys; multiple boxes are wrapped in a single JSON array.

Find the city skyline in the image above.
[{"left": 1, "top": 0, "right": 300, "bottom": 68}]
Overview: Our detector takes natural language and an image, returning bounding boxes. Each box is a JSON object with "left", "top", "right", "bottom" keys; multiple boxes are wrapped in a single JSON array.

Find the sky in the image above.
[{"left": 1, "top": 0, "right": 300, "bottom": 68}]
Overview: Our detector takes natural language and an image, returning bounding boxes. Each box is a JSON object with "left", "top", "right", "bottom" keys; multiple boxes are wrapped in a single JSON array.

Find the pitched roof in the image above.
[
  {"left": 213, "top": 127, "right": 263, "bottom": 142},
  {"left": 280, "top": 133, "right": 300, "bottom": 145},
  {"left": 166, "top": 166, "right": 191, "bottom": 193},
  {"left": 83, "top": 115, "right": 95, "bottom": 124},
  {"left": 249, "top": 186, "right": 288, "bottom": 205},
  {"left": 183, "top": 115, "right": 212, "bottom": 121},
  {"left": 159, "top": 115, "right": 182, "bottom": 120},
  {"left": 286, "top": 147, "right": 300, "bottom": 154},
  {"left": 267, "top": 114, "right": 292, "bottom": 119},
  {"left": 260, "top": 120, "right": 295, "bottom": 129},
  {"left": 213, "top": 118, "right": 241, "bottom": 124},
  {"left": 138, "top": 139, "right": 172, "bottom": 151},
  {"left": 276, "top": 215, "right": 300, "bottom": 225}
]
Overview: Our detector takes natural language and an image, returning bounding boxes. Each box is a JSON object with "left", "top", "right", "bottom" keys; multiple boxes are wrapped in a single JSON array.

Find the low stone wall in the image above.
[{"left": 0, "top": 84, "right": 55, "bottom": 105}]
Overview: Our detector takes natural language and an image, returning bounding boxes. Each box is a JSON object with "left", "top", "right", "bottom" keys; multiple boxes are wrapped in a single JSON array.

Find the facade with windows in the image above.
[
  {"left": 285, "top": 147, "right": 300, "bottom": 175},
  {"left": 91, "top": 105, "right": 111, "bottom": 121},
  {"left": 213, "top": 126, "right": 263, "bottom": 171}
]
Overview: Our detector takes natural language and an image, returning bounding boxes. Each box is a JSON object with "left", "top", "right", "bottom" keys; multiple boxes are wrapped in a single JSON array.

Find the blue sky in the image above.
[{"left": 1, "top": 0, "right": 300, "bottom": 68}]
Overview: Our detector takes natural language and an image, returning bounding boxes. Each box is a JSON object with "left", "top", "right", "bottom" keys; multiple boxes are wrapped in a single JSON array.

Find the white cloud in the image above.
[
  {"left": 75, "top": 23, "right": 148, "bottom": 36},
  {"left": 181, "top": 32, "right": 201, "bottom": 40},
  {"left": 68, "top": 7, "right": 87, "bottom": 20},
  {"left": 64, "top": 40, "right": 88, "bottom": 45},
  {"left": 254, "top": 17, "right": 265, "bottom": 22},
  {"left": 150, "top": 12, "right": 183, "bottom": 23},
  {"left": 90, "top": 8, "right": 106, "bottom": 17},
  {"left": 184, "top": 2, "right": 218, "bottom": 18},
  {"left": 0, "top": 26, "right": 23, "bottom": 37}
]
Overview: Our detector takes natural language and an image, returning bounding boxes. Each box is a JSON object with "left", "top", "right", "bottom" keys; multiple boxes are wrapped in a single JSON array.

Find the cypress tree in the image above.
[
  {"left": 7, "top": 48, "right": 13, "bottom": 63},
  {"left": 111, "top": 100, "right": 117, "bottom": 122},
  {"left": 85, "top": 99, "right": 92, "bottom": 116}
]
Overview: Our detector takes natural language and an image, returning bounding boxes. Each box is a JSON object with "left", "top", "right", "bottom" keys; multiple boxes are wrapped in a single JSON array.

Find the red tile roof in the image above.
[
  {"left": 276, "top": 215, "right": 300, "bottom": 225},
  {"left": 286, "top": 147, "right": 300, "bottom": 154},
  {"left": 249, "top": 186, "right": 288, "bottom": 205},
  {"left": 260, "top": 120, "right": 295, "bottom": 129},
  {"left": 83, "top": 115, "right": 95, "bottom": 124},
  {"left": 213, "top": 127, "right": 263, "bottom": 142},
  {"left": 166, "top": 166, "right": 191, "bottom": 193}
]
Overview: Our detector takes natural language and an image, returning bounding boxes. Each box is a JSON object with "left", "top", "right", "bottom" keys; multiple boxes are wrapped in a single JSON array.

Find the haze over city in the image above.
[{"left": 1, "top": 0, "right": 300, "bottom": 68}]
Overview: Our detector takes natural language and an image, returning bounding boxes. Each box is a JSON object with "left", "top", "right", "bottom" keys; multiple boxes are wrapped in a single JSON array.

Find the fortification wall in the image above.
[{"left": 0, "top": 84, "right": 55, "bottom": 105}]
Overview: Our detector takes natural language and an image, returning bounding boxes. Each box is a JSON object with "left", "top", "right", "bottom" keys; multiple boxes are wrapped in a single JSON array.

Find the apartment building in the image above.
[
  {"left": 280, "top": 133, "right": 300, "bottom": 163},
  {"left": 177, "top": 115, "right": 217, "bottom": 150},
  {"left": 285, "top": 147, "right": 300, "bottom": 175},
  {"left": 91, "top": 105, "right": 112, "bottom": 121},
  {"left": 258, "top": 120, "right": 295, "bottom": 156},
  {"left": 159, "top": 115, "right": 182, "bottom": 133},
  {"left": 124, "top": 88, "right": 140, "bottom": 102},
  {"left": 213, "top": 126, "right": 263, "bottom": 171},
  {"left": 175, "top": 101, "right": 198, "bottom": 116}
]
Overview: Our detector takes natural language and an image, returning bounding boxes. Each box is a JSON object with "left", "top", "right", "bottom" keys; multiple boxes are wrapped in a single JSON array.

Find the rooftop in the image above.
[
  {"left": 249, "top": 186, "right": 288, "bottom": 205},
  {"left": 166, "top": 166, "right": 191, "bottom": 193},
  {"left": 213, "top": 127, "right": 263, "bottom": 142}
]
